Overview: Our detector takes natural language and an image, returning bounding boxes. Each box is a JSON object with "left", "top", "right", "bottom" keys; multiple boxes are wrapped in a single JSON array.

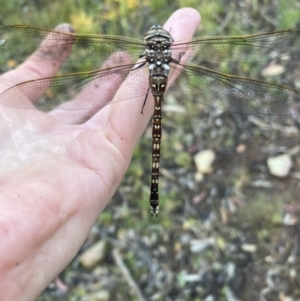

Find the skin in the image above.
[{"left": 0, "top": 8, "right": 200, "bottom": 300}]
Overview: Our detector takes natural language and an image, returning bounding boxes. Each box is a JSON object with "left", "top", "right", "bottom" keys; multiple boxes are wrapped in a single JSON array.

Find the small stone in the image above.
[
  {"left": 190, "top": 238, "right": 215, "bottom": 253},
  {"left": 261, "top": 63, "right": 285, "bottom": 77},
  {"left": 194, "top": 172, "right": 204, "bottom": 182},
  {"left": 236, "top": 143, "right": 246, "bottom": 153},
  {"left": 267, "top": 154, "right": 292, "bottom": 177},
  {"left": 241, "top": 244, "right": 257, "bottom": 253},
  {"left": 79, "top": 240, "right": 107, "bottom": 269},
  {"left": 282, "top": 213, "right": 297, "bottom": 226},
  {"left": 89, "top": 290, "right": 110, "bottom": 301},
  {"left": 194, "top": 149, "right": 216, "bottom": 174}
]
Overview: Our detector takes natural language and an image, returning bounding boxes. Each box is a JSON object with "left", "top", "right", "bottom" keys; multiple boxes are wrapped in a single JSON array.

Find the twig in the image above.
[
  {"left": 209, "top": 10, "right": 234, "bottom": 36},
  {"left": 248, "top": 115, "right": 298, "bottom": 135},
  {"left": 112, "top": 248, "right": 147, "bottom": 301}
]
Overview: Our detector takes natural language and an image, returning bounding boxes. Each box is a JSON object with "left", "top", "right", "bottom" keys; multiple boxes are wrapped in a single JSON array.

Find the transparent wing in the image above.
[
  {"left": 1, "top": 25, "right": 300, "bottom": 114},
  {"left": 0, "top": 25, "right": 145, "bottom": 66},
  {"left": 172, "top": 29, "right": 300, "bottom": 63},
  {"left": 167, "top": 62, "right": 300, "bottom": 115},
  {"left": 1, "top": 59, "right": 299, "bottom": 115},
  {"left": 0, "top": 62, "right": 150, "bottom": 111},
  {"left": 2, "top": 25, "right": 300, "bottom": 68}
]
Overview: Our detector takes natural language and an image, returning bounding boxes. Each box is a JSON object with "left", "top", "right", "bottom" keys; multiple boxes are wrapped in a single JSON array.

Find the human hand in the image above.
[{"left": 0, "top": 8, "right": 200, "bottom": 300}]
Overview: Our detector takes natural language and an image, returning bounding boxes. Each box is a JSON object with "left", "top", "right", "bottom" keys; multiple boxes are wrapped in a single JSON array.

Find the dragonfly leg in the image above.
[
  {"left": 130, "top": 60, "right": 150, "bottom": 114},
  {"left": 141, "top": 87, "right": 151, "bottom": 114}
]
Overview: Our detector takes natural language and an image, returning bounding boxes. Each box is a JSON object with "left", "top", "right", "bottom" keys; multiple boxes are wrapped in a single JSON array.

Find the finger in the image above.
[
  {"left": 98, "top": 8, "right": 201, "bottom": 160},
  {"left": 49, "top": 52, "right": 133, "bottom": 125},
  {"left": 0, "top": 24, "right": 75, "bottom": 94}
]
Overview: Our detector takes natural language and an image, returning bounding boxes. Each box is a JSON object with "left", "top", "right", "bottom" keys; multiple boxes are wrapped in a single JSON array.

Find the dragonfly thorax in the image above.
[{"left": 144, "top": 25, "right": 173, "bottom": 78}]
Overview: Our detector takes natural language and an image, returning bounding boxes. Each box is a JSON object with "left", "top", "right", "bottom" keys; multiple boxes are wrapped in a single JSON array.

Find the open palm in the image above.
[{"left": 0, "top": 8, "right": 200, "bottom": 300}]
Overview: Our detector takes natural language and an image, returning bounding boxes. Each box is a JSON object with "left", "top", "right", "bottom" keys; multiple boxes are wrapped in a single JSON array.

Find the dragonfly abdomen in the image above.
[{"left": 149, "top": 95, "right": 163, "bottom": 217}]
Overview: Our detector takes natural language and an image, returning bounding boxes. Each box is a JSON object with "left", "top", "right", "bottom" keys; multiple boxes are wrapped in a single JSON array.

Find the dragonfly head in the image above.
[{"left": 144, "top": 24, "right": 174, "bottom": 43}]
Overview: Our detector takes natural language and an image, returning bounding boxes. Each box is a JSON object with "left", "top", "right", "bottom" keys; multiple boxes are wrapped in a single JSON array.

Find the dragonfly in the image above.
[{"left": 0, "top": 24, "right": 300, "bottom": 216}]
